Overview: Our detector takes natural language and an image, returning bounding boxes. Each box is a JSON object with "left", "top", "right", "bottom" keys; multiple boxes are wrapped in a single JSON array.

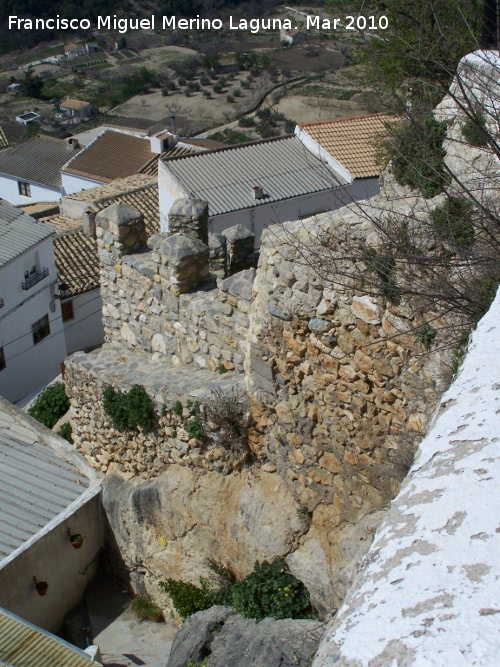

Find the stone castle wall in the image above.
[
  {"left": 96, "top": 202, "right": 255, "bottom": 373},
  {"left": 66, "top": 192, "right": 453, "bottom": 613}
]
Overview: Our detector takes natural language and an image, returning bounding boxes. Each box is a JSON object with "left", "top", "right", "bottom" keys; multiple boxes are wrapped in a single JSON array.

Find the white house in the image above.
[
  {"left": 64, "top": 43, "right": 85, "bottom": 58},
  {"left": 40, "top": 174, "right": 160, "bottom": 355},
  {"left": 59, "top": 98, "right": 95, "bottom": 120},
  {"left": 0, "top": 199, "right": 67, "bottom": 403},
  {"left": 0, "top": 136, "right": 78, "bottom": 205},
  {"left": 0, "top": 396, "right": 102, "bottom": 633},
  {"left": 158, "top": 135, "right": 358, "bottom": 245}
]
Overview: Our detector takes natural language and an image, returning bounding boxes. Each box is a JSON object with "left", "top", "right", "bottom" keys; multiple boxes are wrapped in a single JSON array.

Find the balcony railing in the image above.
[{"left": 22, "top": 267, "right": 49, "bottom": 290}]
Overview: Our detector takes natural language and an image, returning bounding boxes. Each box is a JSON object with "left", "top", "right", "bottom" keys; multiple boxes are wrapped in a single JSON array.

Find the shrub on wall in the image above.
[
  {"left": 462, "top": 110, "right": 489, "bottom": 147},
  {"left": 103, "top": 384, "right": 156, "bottom": 432},
  {"left": 389, "top": 114, "right": 450, "bottom": 198},
  {"left": 28, "top": 382, "right": 70, "bottom": 429},
  {"left": 431, "top": 195, "right": 475, "bottom": 248}
]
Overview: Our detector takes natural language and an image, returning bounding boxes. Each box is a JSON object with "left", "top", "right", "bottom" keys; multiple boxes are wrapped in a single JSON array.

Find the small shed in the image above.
[
  {"left": 15, "top": 111, "right": 41, "bottom": 125},
  {"left": 64, "top": 43, "right": 85, "bottom": 59},
  {"left": 280, "top": 28, "right": 307, "bottom": 45}
]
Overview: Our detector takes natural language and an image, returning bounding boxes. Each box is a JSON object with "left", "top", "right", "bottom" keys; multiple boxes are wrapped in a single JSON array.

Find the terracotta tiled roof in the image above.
[
  {"left": 92, "top": 182, "right": 159, "bottom": 237},
  {"left": 45, "top": 175, "right": 160, "bottom": 296},
  {"left": 298, "top": 113, "right": 400, "bottom": 179},
  {"left": 0, "top": 125, "right": 9, "bottom": 151},
  {"left": 180, "top": 138, "right": 226, "bottom": 150},
  {"left": 60, "top": 98, "right": 92, "bottom": 111},
  {"left": 39, "top": 214, "right": 81, "bottom": 234},
  {"left": 62, "top": 130, "right": 206, "bottom": 182},
  {"left": 63, "top": 130, "right": 155, "bottom": 183},
  {"left": 63, "top": 174, "right": 155, "bottom": 202},
  {"left": 139, "top": 146, "right": 194, "bottom": 176},
  {"left": 53, "top": 230, "right": 99, "bottom": 297}
]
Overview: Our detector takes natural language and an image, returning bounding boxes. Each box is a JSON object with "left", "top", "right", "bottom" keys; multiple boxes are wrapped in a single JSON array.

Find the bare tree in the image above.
[{"left": 273, "top": 9, "right": 500, "bottom": 353}]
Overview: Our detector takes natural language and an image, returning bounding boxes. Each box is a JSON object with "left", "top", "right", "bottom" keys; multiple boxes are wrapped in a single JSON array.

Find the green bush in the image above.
[
  {"left": 462, "top": 110, "right": 489, "bottom": 147},
  {"left": 160, "top": 579, "right": 212, "bottom": 619},
  {"left": 103, "top": 384, "right": 156, "bottom": 432},
  {"left": 238, "top": 116, "right": 255, "bottom": 127},
  {"left": 28, "top": 382, "right": 70, "bottom": 429},
  {"left": 161, "top": 558, "right": 312, "bottom": 622},
  {"left": 231, "top": 559, "right": 312, "bottom": 621},
  {"left": 390, "top": 114, "right": 450, "bottom": 198},
  {"left": 431, "top": 196, "right": 475, "bottom": 247}
]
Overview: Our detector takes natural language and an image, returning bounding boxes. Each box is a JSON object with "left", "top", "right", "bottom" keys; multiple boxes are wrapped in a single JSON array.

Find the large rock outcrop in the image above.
[
  {"left": 102, "top": 467, "right": 307, "bottom": 624},
  {"left": 167, "top": 606, "right": 324, "bottom": 667}
]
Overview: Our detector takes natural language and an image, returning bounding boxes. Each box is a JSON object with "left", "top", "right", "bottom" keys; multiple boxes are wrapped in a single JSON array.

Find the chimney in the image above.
[
  {"left": 82, "top": 209, "right": 96, "bottom": 238},
  {"left": 67, "top": 137, "right": 80, "bottom": 150},
  {"left": 150, "top": 130, "right": 178, "bottom": 154},
  {"left": 251, "top": 185, "right": 264, "bottom": 200}
]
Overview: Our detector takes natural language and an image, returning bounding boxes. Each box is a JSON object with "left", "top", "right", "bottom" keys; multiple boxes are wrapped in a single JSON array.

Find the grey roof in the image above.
[
  {"left": 0, "top": 607, "right": 100, "bottom": 666},
  {"left": 0, "top": 136, "right": 75, "bottom": 190},
  {"left": 161, "top": 135, "right": 348, "bottom": 216},
  {"left": 0, "top": 199, "right": 54, "bottom": 268},
  {"left": 0, "top": 403, "right": 90, "bottom": 561}
]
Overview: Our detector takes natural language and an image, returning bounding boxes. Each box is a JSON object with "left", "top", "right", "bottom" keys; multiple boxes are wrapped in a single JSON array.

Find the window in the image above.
[
  {"left": 18, "top": 181, "right": 31, "bottom": 197},
  {"left": 61, "top": 300, "right": 74, "bottom": 322},
  {"left": 0, "top": 347, "right": 5, "bottom": 371},
  {"left": 24, "top": 265, "right": 37, "bottom": 280},
  {"left": 32, "top": 314, "right": 50, "bottom": 345}
]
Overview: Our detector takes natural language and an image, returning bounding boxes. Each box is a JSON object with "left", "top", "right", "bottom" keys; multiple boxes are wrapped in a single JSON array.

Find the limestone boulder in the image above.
[{"left": 167, "top": 606, "right": 323, "bottom": 667}]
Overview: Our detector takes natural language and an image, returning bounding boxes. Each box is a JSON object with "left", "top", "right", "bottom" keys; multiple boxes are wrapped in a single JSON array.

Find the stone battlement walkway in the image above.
[{"left": 68, "top": 343, "right": 244, "bottom": 402}]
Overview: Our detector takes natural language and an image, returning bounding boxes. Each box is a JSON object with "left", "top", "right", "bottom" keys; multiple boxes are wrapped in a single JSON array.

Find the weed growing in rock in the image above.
[
  {"left": 231, "top": 559, "right": 312, "bottom": 621},
  {"left": 57, "top": 422, "right": 73, "bottom": 443},
  {"left": 204, "top": 387, "right": 250, "bottom": 456},
  {"left": 462, "top": 109, "right": 490, "bottom": 147},
  {"left": 387, "top": 113, "right": 450, "bottom": 198},
  {"left": 187, "top": 415, "right": 205, "bottom": 441},
  {"left": 172, "top": 400, "right": 183, "bottom": 416},
  {"left": 432, "top": 196, "right": 475, "bottom": 248},
  {"left": 416, "top": 323, "right": 437, "bottom": 349}
]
